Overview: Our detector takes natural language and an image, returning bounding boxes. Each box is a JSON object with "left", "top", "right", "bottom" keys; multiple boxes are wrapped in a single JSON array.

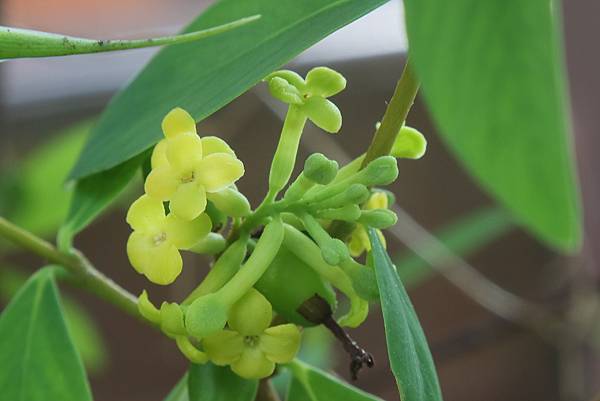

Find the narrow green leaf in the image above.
[
  {"left": 403, "top": 0, "right": 581, "bottom": 251},
  {"left": 0, "top": 266, "right": 107, "bottom": 373},
  {"left": 188, "top": 363, "right": 258, "bottom": 401},
  {"left": 0, "top": 16, "right": 259, "bottom": 59},
  {"left": 58, "top": 150, "right": 148, "bottom": 249},
  {"left": 369, "top": 229, "right": 443, "bottom": 401},
  {"left": 0, "top": 267, "right": 92, "bottom": 401},
  {"left": 287, "top": 359, "right": 383, "bottom": 401},
  {"left": 396, "top": 207, "right": 513, "bottom": 288},
  {"left": 0, "top": 120, "right": 89, "bottom": 237},
  {"left": 164, "top": 374, "right": 190, "bottom": 401},
  {"left": 69, "top": 0, "right": 388, "bottom": 180}
]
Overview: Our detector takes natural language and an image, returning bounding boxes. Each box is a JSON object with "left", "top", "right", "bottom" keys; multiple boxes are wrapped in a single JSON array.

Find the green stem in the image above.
[
  {"left": 361, "top": 59, "right": 420, "bottom": 167},
  {"left": 0, "top": 216, "right": 141, "bottom": 320}
]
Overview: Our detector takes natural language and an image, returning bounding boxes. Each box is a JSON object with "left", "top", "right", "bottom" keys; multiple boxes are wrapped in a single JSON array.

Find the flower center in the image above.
[
  {"left": 181, "top": 171, "right": 195, "bottom": 184},
  {"left": 152, "top": 232, "right": 167, "bottom": 246},
  {"left": 243, "top": 335, "right": 260, "bottom": 348}
]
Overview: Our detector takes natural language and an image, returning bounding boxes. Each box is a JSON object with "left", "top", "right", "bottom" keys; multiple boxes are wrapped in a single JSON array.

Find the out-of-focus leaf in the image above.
[
  {"left": 286, "top": 359, "right": 382, "bottom": 401},
  {"left": 188, "top": 363, "right": 258, "bottom": 401},
  {"left": 0, "top": 267, "right": 92, "bottom": 401},
  {"left": 58, "top": 151, "right": 148, "bottom": 249},
  {"left": 1, "top": 121, "right": 89, "bottom": 237},
  {"left": 369, "top": 229, "right": 443, "bottom": 401},
  {"left": 395, "top": 207, "right": 513, "bottom": 288},
  {"left": 0, "top": 266, "right": 107, "bottom": 373},
  {"left": 68, "top": 0, "right": 388, "bottom": 180},
  {"left": 0, "top": 17, "right": 259, "bottom": 59},
  {"left": 163, "top": 373, "right": 189, "bottom": 401},
  {"left": 403, "top": 0, "right": 581, "bottom": 251}
]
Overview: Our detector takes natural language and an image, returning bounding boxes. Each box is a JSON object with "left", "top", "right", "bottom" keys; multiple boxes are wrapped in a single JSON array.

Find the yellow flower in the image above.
[
  {"left": 202, "top": 289, "right": 301, "bottom": 379},
  {"left": 348, "top": 192, "right": 388, "bottom": 257},
  {"left": 145, "top": 107, "right": 245, "bottom": 221},
  {"left": 126, "top": 194, "right": 212, "bottom": 285}
]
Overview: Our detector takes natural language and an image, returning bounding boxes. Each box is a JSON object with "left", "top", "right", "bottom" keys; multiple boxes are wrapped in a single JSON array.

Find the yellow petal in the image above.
[
  {"left": 195, "top": 153, "right": 244, "bottom": 193},
  {"left": 366, "top": 192, "right": 388, "bottom": 210},
  {"left": 260, "top": 324, "right": 301, "bottom": 363},
  {"left": 126, "top": 232, "right": 182, "bottom": 285},
  {"left": 228, "top": 289, "right": 272, "bottom": 335},
  {"left": 162, "top": 107, "right": 196, "bottom": 139},
  {"left": 348, "top": 228, "right": 366, "bottom": 257},
  {"left": 166, "top": 132, "right": 203, "bottom": 171},
  {"left": 231, "top": 348, "right": 275, "bottom": 379},
  {"left": 145, "top": 166, "right": 178, "bottom": 201},
  {"left": 126, "top": 195, "right": 165, "bottom": 231},
  {"left": 170, "top": 182, "right": 207, "bottom": 220},
  {"left": 151, "top": 139, "right": 169, "bottom": 169},
  {"left": 201, "top": 136, "right": 235, "bottom": 156},
  {"left": 203, "top": 330, "right": 244, "bottom": 365},
  {"left": 165, "top": 212, "right": 212, "bottom": 249}
]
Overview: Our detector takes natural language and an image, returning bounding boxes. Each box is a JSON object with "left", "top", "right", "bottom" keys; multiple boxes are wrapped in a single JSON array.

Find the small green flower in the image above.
[
  {"left": 203, "top": 289, "right": 301, "bottom": 379},
  {"left": 145, "top": 107, "right": 245, "bottom": 221},
  {"left": 126, "top": 194, "right": 211, "bottom": 285}
]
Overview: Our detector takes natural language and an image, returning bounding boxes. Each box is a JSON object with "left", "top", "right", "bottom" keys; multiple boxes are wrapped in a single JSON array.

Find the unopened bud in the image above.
[
  {"left": 304, "top": 153, "right": 338, "bottom": 185},
  {"left": 358, "top": 209, "right": 398, "bottom": 229},
  {"left": 207, "top": 187, "right": 251, "bottom": 217},
  {"left": 185, "top": 293, "right": 229, "bottom": 338},
  {"left": 362, "top": 156, "right": 399, "bottom": 186},
  {"left": 268, "top": 76, "right": 303, "bottom": 105},
  {"left": 391, "top": 126, "right": 427, "bottom": 159}
]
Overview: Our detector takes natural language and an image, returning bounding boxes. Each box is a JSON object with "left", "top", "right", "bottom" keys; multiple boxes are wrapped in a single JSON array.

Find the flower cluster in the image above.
[{"left": 125, "top": 66, "right": 426, "bottom": 379}]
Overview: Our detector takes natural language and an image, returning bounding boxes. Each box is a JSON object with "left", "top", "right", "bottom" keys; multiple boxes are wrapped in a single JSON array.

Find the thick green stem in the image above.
[
  {"left": 0, "top": 216, "right": 140, "bottom": 319},
  {"left": 361, "top": 59, "right": 420, "bottom": 167}
]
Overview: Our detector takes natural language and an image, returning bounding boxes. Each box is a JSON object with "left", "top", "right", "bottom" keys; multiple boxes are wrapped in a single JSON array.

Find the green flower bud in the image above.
[
  {"left": 160, "top": 302, "right": 186, "bottom": 337},
  {"left": 189, "top": 232, "right": 226, "bottom": 255},
  {"left": 185, "top": 293, "right": 229, "bottom": 338},
  {"left": 303, "top": 153, "right": 339, "bottom": 185},
  {"left": 301, "top": 97, "right": 342, "bottom": 134},
  {"left": 358, "top": 209, "right": 398, "bottom": 229},
  {"left": 362, "top": 156, "right": 399, "bottom": 186},
  {"left": 305, "top": 66, "right": 346, "bottom": 98},
  {"left": 268, "top": 76, "right": 303, "bottom": 105},
  {"left": 137, "top": 290, "right": 161, "bottom": 324},
  {"left": 206, "top": 187, "right": 251, "bottom": 217},
  {"left": 228, "top": 289, "right": 272, "bottom": 336},
  {"left": 391, "top": 126, "right": 427, "bottom": 159},
  {"left": 255, "top": 247, "right": 337, "bottom": 326},
  {"left": 308, "top": 184, "right": 368, "bottom": 211},
  {"left": 301, "top": 213, "right": 349, "bottom": 266}
]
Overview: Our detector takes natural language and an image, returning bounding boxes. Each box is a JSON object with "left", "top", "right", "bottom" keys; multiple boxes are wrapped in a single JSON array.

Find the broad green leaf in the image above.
[
  {"left": 396, "top": 207, "right": 513, "bottom": 288},
  {"left": 164, "top": 374, "right": 190, "bottom": 401},
  {"left": 69, "top": 0, "right": 388, "bottom": 180},
  {"left": 403, "top": 0, "right": 581, "bottom": 251},
  {"left": 0, "top": 267, "right": 92, "bottom": 401},
  {"left": 0, "top": 17, "right": 258, "bottom": 59},
  {"left": 369, "top": 229, "right": 443, "bottom": 401},
  {"left": 0, "top": 266, "right": 107, "bottom": 373},
  {"left": 188, "top": 363, "right": 258, "bottom": 401},
  {"left": 286, "top": 359, "right": 382, "bottom": 401},
  {"left": 0, "top": 121, "right": 89, "bottom": 237},
  {"left": 58, "top": 150, "right": 148, "bottom": 249}
]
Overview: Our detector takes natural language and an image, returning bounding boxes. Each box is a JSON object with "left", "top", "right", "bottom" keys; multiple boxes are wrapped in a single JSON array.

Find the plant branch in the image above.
[
  {"left": 256, "top": 378, "right": 281, "bottom": 401},
  {"left": 0, "top": 216, "right": 141, "bottom": 320},
  {"left": 361, "top": 58, "right": 420, "bottom": 167}
]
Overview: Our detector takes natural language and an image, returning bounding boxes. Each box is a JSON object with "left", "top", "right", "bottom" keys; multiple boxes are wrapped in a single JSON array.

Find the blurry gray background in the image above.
[{"left": 1, "top": 1, "right": 599, "bottom": 400}]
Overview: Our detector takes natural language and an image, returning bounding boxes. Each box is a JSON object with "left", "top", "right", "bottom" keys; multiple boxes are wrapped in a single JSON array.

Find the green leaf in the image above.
[
  {"left": 164, "top": 374, "right": 190, "bottom": 401},
  {"left": 188, "top": 363, "right": 258, "bottom": 401},
  {"left": 0, "top": 17, "right": 259, "bottom": 59},
  {"left": 0, "top": 267, "right": 92, "bottom": 401},
  {"left": 0, "top": 120, "right": 89, "bottom": 237},
  {"left": 403, "top": 0, "right": 581, "bottom": 251},
  {"left": 287, "top": 359, "right": 382, "bottom": 401},
  {"left": 0, "top": 266, "right": 107, "bottom": 373},
  {"left": 369, "top": 229, "right": 443, "bottom": 401},
  {"left": 58, "top": 150, "right": 148, "bottom": 249},
  {"left": 69, "top": 0, "right": 388, "bottom": 180},
  {"left": 396, "top": 207, "right": 513, "bottom": 288}
]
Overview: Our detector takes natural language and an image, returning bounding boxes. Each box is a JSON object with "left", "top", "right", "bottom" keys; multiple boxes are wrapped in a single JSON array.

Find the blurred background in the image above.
[{"left": 1, "top": 1, "right": 599, "bottom": 400}]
